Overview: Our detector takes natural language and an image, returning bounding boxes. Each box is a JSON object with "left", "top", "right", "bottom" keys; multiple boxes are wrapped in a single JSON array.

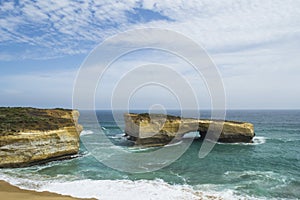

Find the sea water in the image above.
[{"left": 0, "top": 110, "right": 299, "bottom": 200}]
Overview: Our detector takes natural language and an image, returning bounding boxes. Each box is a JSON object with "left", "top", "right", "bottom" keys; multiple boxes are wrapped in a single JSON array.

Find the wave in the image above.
[
  {"left": 216, "top": 136, "right": 266, "bottom": 146},
  {"left": 251, "top": 136, "right": 267, "bottom": 145},
  {"left": 107, "top": 133, "right": 126, "bottom": 139},
  {"left": 0, "top": 174, "right": 266, "bottom": 200},
  {"left": 223, "top": 170, "right": 288, "bottom": 182},
  {"left": 127, "top": 146, "right": 159, "bottom": 152},
  {"left": 80, "top": 130, "right": 94, "bottom": 136},
  {"left": 270, "top": 137, "right": 300, "bottom": 143},
  {"left": 39, "top": 179, "right": 202, "bottom": 200},
  {"left": 223, "top": 170, "right": 293, "bottom": 196},
  {"left": 165, "top": 140, "right": 183, "bottom": 147}
]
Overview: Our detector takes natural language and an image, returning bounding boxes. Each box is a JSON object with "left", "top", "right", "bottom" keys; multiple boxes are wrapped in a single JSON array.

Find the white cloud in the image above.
[
  {"left": 0, "top": 1, "right": 14, "bottom": 13},
  {"left": 1, "top": 0, "right": 300, "bottom": 60},
  {"left": 141, "top": 0, "right": 300, "bottom": 51},
  {"left": 1, "top": 0, "right": 300, "bottom": 108}
]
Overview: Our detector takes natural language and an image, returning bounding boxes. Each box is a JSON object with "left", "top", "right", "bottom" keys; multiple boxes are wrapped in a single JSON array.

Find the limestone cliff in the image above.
[
  {"left": 0, "top": 107, "right": 83, "bottom": 168},
  {"left": 124, "top": 113, "right": 255, "bottom": 146}
]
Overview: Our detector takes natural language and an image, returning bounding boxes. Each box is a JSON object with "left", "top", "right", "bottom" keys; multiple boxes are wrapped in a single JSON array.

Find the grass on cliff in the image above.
[{"left": 0, "top": 107, "right": 74, "bottom": 136}]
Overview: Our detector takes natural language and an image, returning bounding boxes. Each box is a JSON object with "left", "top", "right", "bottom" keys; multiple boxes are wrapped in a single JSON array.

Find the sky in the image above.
[{"left": 0, "top": 0, "right": 300, "bottom": 109}]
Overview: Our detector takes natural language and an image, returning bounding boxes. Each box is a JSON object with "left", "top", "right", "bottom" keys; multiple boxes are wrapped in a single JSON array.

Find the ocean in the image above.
[{"left": 0, "top": 110, "right": 299, "bottom": 200}]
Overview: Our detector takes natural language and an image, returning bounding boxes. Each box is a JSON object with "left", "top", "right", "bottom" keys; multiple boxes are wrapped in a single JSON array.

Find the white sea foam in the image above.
[
  {"left": 251, "top": 136, "right": 267, "bottom": 145},
  {"left": 0, "top": 175, "right": 197, "bottom": 200},
  {"left": 127, "top": 146, "right": 159, "bottom": 152},
  {"left": 223, "top": 170, "right": 290, "bottom": 191},
  {"left": 165, "top": 140, "right": 183, "bottom": 147},
  {"left": 0, "top": 173, "right": 262, "bottom": 200},
  {"left": 216, "top": 136, "right": 267, "bottom": 146},
  {"left": 39, "top": 179, "right": 203, "bottom": 200},
  {"left": 182, "top": 132, "right": 198, "bottom": 139},
  {"left": 108, "top": 133, "right": 126, "bottom": 139},
  {"left": 80, "top": 130, "right": 94, "bottom": 136}
]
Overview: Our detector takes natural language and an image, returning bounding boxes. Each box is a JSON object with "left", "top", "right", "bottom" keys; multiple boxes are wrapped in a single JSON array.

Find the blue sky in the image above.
[{"left": 1, "top": 0, "right": 300, "bottom": 109}]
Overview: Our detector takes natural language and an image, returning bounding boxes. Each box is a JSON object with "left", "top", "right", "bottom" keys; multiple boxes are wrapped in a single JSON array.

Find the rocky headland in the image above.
[
  {"left": 124, "top": 113, "right": 255, "bottom": 146},
  {"left": 0, "top": 107, "right": 83, "bottom": 168}
]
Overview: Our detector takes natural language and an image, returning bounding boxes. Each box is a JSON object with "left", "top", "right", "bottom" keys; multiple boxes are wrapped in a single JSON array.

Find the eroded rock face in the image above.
[
  {"left": 0, "top": 107, "right": 83, "bottom": 168},
  {"left": 124, "top": 113, "right": 255, "bottom": 146}
]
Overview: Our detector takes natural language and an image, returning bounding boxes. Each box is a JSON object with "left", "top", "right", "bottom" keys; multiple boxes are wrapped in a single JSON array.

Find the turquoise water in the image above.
[{"left": 0, "top": 110, "right": 299, "bottom": 199}]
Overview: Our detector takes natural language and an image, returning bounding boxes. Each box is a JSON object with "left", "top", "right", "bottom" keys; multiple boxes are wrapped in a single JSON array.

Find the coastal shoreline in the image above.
[{"left": 0, "top": 180, "right": 94, "bottom": 200}]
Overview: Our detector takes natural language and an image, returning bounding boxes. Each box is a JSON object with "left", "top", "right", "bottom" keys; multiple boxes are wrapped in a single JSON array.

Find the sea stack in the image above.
[
  {"left": 0, "top": 107, "right": 83, "bottom": 168},
  {"left": 124, "top": 113, "right": 255, "bottom": 146}
]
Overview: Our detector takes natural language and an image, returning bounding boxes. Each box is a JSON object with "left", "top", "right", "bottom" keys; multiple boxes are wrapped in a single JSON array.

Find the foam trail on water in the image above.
[
  {"left": 80, "top": 130, "right": 94, "bottom": 136},
  {"left": 216, "top": 136, "right": 266, "bottom": 146},
  {"left": 0, "top": 172, "right": 265, "bottom": 200},
  {"left": 252, "top": 136, "right": 266, "bottom": 145},
  {"left": 39, "top": 179, "right": 203, "bottom": 200}
]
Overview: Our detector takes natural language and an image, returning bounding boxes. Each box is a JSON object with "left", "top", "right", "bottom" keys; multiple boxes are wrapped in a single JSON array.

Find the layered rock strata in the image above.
[
  {"left": 124, "top": 113, "right": 255, "bottom": 146},
  {"left": 0, "top": 107, "right": 82, "bottom": 168}
]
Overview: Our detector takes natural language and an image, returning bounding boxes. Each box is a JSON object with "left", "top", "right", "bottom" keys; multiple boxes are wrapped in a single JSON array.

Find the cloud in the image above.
[
  {"left": 1, "top": 0, "right": 300, "bottom": 109},
  {"left": 1, "top": 0, "right": 299, "bottom": 60},
  {"left": 0, "top": 0, "right": 138, "bottom": 59},
  {"left": 143, "top": 0, "right": 300, "bottom": 51}
]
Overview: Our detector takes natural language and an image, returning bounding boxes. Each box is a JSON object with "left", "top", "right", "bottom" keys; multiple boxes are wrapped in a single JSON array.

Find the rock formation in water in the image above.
[
  {"left": 0, "top": 107, "right": 83, "bottom": 168},
  {"left": 124, "top": 113, "right": 255, "bottom": 146}
]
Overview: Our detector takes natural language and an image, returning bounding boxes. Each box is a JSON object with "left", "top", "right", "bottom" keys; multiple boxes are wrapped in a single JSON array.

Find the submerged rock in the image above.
[
  {"left": 124, "top": 113, "right": 255, "bottom": 146},
  {"left": 0, "top": 107, "right": 83, "bottom": 168}
]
